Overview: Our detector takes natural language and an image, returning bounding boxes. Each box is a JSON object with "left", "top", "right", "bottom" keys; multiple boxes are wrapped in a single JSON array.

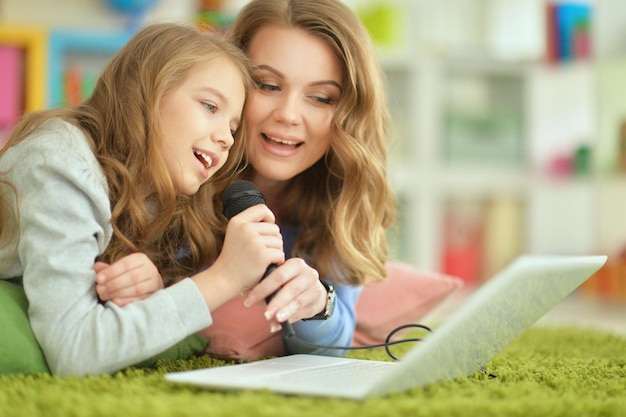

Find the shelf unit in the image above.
[
  {"left": 47, "top": 29, "right": 133, "bottom": 108},
  {"left": 0, "top": 26, "right": 132, "bottom": 114},
  {"left": 366, "top": 0, "right": 626, "bottom": 287}
]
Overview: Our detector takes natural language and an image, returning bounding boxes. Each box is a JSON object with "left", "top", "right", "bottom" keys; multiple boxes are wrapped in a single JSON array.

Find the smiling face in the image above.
[
  {"left": 159, "top": 56, "right": 246, "bottom": 196},
  {"left": 244, "top": 25, "right": 343, "bottom": 191}
]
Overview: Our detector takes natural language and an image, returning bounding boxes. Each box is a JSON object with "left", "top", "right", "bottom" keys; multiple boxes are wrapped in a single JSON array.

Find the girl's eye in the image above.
[
  {"left": 203, "top": 102, "right": 217, "bottom": 113},
  {"left": 230, "top": 128, "right": 237, "bottom": 137}
]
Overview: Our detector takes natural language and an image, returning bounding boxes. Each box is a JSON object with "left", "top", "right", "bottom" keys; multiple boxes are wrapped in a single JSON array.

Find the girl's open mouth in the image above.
[{"left": 193, "top": 150, "right": 213, "bottom": 169}]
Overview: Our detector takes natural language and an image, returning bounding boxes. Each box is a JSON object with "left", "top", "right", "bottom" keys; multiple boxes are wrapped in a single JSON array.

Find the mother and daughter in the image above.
[{"left": 0, "top": 0, "right": 394, "bottom": 376}]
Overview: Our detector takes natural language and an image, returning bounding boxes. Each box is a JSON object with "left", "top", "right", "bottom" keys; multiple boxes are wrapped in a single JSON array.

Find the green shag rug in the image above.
[{"left": 1, "top": 326, "right": 625, "bottom": 417}]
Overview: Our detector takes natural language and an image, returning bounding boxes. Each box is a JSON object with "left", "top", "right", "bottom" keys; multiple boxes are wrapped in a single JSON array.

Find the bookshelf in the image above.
[
  {"left": 0, "top": 25, "right": 131, "bottom": 145},
  {"left": 0, "top": 26, "right": 132, "bottom": 117},
  {"left": 361, "top": 0, "right": 626, "bottom": 299},
  {"left": 47, "top": 29, "right": 134, "bottom": 108}
]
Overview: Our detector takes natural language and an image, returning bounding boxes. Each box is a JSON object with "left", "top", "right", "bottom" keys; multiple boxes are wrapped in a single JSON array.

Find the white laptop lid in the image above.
[
  {"left": 366, "top": 254, "right": 607, "bottom": 397},
  {"left": 166, "top": 255, "right": 607, "bottom": 399}
]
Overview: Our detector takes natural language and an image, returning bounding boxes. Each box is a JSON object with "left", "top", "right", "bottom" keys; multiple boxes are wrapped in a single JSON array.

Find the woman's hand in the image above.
[
  {"left": 243, "top": 257, "right": 328, "bottom": 333},
  {"left": 95, "top": 253, "right": 164, "bottom": 307}
]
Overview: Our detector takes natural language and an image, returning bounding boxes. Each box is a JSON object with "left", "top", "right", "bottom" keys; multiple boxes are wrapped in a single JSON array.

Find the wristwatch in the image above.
[{"left": 304, "top": 280, "right": 336, "bottom": 320}]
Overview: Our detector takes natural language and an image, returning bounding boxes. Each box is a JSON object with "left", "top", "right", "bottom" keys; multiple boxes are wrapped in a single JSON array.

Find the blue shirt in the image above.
[{"left": 280, "top": 225, "right": 362, "bottom": 356}]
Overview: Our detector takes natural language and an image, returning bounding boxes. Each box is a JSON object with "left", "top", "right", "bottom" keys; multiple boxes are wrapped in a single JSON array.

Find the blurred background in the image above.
[{"left": 1, "top": 0, "right": 625, "bottom": 308}]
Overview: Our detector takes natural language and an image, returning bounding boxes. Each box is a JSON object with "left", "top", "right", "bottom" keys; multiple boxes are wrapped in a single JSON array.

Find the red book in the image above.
[
  {"left": 0, "top": 46, "right": 24, "bottom": 130},
  {"left": 64, "top": 65, "right": 83, "bottom": 106},
  {"left": 545, "top": 2, "right": 560, "bottom": 63}
]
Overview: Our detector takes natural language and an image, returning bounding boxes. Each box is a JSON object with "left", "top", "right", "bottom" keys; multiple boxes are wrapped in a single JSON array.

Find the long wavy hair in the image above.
[
  {"left": 0, "top": 22, "right": 252, "bottom": 280},
  {"left": 228, "top": 0, "right": 395, "bottom": 285}
]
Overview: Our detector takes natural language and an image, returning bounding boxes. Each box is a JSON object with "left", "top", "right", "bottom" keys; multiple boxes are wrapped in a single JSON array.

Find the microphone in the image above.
[{"left": 222, "top": 180, "right": 294, "bottom": 338}]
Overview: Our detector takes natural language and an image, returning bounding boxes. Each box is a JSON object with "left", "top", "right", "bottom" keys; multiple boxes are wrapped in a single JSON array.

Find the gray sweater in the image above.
[{"left": 0, "top": 119, "right": 212, "bottom": 376}]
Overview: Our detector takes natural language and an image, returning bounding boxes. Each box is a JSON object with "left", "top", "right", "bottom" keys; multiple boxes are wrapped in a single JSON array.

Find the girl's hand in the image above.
[
  {"left": 204, "top": 204, "right": 285, "bottom": 306},
  {"left": 243, "top": 257, "right": 327, "bottom": 333},
  {"left": 95, "top": 253, "right": 164, "bottom": 307}
]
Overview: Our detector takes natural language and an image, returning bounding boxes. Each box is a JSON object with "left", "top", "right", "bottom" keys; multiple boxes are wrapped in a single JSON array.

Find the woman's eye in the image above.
[
  {"left": 313, "top": 96, "right": 333, "bottom": 105},
  {"left": 256, "top": 81, "right": 280, "bottom": 92},
  {"left": 230, "top": 128, "right": 237, "bottom": 137},
  {"left": 203, "top": 102, "right": 217, "bottom": 113}
]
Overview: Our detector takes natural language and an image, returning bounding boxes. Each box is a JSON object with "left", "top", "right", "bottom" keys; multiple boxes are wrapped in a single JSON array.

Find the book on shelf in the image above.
[
  {"left": 62, "top": 64, "right": 97, "bottom": 107},
  {"left": 441, "top": 199, "right": 484, "bottom": 284},
  {"left": 441, "top": 196, "right": 523, "bottom": 284},
  {"left": 581, "top": 253, "right": 626, "bottom": 301},
  {"left": 545, "top": 1, "right": 592, "bottom": 63},
  {"left": 0, "top": 46, "right": 25, "bottom": 130}
]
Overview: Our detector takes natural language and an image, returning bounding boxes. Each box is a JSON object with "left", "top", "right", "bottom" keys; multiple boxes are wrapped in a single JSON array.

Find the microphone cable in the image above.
[
  {"left": 282, "top": 323, "right": 497, "bottom": 377},
  {"left": 284, "top": 323, "right": 433, "bottom": 361}
]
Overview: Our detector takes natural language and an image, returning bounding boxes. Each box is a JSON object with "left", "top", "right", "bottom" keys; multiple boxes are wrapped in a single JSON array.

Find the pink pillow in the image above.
[
  {"left": 199, "top": 262, "right": 463, "bottom": 359},
  {"left": 352, "top": 262, "right": 463, "bottom": 346},
  {"left": 199, "top": 295, "right": 286, "bottom": 360}
]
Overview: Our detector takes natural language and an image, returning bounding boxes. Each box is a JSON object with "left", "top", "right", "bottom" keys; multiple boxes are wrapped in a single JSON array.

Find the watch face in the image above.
[
  {"left": 322, "top": 283, "right": 335, "bottom": 319},
  {"left": 325, "top": 286, "right": 336, "bottom": 317}
]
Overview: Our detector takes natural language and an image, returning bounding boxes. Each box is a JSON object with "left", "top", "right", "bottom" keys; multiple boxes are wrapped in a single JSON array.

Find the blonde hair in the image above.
[
  {"left": 229, "top": 0, "right": 395, "bottom": 285},
  {"left": 0, "top": 22, "right": 252, "bottom": 280}
]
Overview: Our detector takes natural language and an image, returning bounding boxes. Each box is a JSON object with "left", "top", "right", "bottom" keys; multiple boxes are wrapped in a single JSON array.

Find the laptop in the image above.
[{"left": 165, "top": 254, "right": 607, "bottom": 400}]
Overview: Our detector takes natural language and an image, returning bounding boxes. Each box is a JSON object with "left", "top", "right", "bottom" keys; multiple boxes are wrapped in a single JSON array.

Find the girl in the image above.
[{"left": 0, "top": 22, "right": 284, "bottom": 376}]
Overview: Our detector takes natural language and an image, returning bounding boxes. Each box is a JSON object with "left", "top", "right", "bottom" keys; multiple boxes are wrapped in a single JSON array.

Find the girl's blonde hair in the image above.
[
  {"left": 229, "top": 0, "right": 395, "bottom": 285},
  {"left": 0, "top": 22, "right": 252, "bottom": 280}
]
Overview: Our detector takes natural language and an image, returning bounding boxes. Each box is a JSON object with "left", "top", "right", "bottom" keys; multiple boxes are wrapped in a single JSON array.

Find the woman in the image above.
[{"left": 205, "top": 0, "right": 395, "bottom": 357}]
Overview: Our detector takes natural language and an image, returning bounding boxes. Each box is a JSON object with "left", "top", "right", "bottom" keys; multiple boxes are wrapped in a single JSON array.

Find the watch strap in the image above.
[{"left": 303, "top": 280, "right": 335, "bottom": 320}]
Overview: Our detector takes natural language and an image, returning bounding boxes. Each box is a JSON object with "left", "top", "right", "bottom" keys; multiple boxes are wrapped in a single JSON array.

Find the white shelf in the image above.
[{"left": 377, "top": 0, "right": 626, "bottom": 277}]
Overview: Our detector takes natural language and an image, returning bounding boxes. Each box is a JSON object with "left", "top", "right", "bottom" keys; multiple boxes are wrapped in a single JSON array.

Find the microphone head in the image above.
[{"left": 222, "top": 180, "right": 266, "bottom": 220}]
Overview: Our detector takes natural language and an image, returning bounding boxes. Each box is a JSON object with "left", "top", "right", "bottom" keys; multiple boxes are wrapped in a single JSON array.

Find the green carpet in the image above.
[{"left": 1, "top": 326, "right": 625, "bottom": 417}]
